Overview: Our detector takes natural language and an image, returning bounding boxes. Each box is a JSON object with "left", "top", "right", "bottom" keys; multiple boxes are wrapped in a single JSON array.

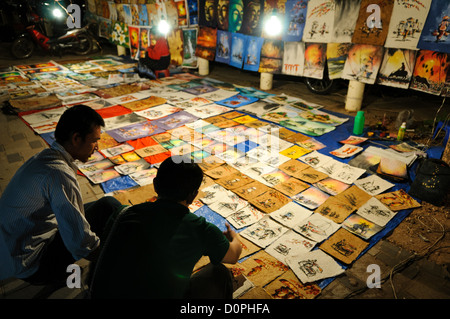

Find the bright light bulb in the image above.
[
  {"left": 158, "top": 19, "right": 171, "bottom": 35},
  {"left": 264, "top": 15, "right": 282, "bottom": 37},
  {"left": 52, "top": 8, "right": 63, "bottom": 18}
]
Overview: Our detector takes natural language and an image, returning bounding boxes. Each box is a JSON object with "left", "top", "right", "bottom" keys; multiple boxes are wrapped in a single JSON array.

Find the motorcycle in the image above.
[{"left": 10, "top": 11, "right": 96, "bottom": 59}]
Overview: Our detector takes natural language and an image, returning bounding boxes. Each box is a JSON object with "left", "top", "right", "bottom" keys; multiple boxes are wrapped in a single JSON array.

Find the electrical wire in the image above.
[
  {"left": 344, "top": 217, "right": 447, "bottom": 299},
  {"left": 422, "top": 96, "right": 448, "bottom": 152}
]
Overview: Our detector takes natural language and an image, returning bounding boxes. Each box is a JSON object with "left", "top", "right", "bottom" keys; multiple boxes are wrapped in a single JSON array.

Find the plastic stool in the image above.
[{"left": 155, "top": 69, "right": 170, "bottom": 78}]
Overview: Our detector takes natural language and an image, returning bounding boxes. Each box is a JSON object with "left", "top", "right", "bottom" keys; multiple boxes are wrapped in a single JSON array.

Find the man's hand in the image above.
[{"left": 221, "top": 223, "right": 242, "bottom": 264}]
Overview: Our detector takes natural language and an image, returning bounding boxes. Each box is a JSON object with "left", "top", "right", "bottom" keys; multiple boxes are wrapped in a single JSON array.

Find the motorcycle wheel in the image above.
[
  {"left": 304, "top": 76, "right": 335, "bottom": 95},
  {"left": 11, "top": 37, "right": 34, "bottom": 59},
  {"left": 72, "top": 34, "right": 93, "bottom": 55}
]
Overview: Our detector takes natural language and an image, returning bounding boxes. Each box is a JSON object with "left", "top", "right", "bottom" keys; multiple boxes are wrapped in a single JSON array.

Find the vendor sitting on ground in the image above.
[{"left": 137, "top": 28, "right": 171, "bottom": 79}]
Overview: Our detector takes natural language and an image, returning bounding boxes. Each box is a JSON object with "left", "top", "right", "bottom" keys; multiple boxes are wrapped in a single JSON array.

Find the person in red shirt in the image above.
[{"left": 138, "top": 29, "right": 171, "bottom": 79}]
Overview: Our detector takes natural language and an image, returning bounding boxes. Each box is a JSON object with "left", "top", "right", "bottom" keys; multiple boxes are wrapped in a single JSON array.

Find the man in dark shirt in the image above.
[{"left": 89, "top": 156, "right": 242, "bottom": 298}]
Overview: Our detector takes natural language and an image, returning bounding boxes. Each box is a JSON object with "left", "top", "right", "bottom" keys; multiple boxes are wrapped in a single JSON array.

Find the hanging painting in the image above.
[
  {"left": 217, "top": 0, "right": 230, "bottom": 30},
  {"left": 282, "top": 41, "right": 305, "bottom": 76},
  {"left": 228, "top": 0, "right": 245, "bottom": 32},
  {"left": 128, "top": 25, "right": 140, "bottom": 60},
  {"left": 195, "top": 26, "right": 218, "bottom": 61},
  {"left": 351, "top": 0, "right": 395, "bottom": 46},
  {"left": 385, "top": 0, "right": 432, "bottom": 50},
  {"left": 332, "top": 0, "right": 361, "bottom": 43},
  {"left": 167, "top": 28, "right": 184, "bottom": 66},
  {"left": 341, "top": 44, "right": 384, "bottom": 84},
  {"left": 302, "top": 0, "right": 335, "bottom": 43},
  {"left": 283, "top": 0, "right": 308, "bottom": 42},
  {"left": 326, "top": 42, "right": 351, "bottom": 80},
  {"left": 239, "top": 0, "right": 264, "bottom": 37},
  {"left": 182, "top": 28, "right": 198, "bottom": 68},
  {"left": 229, "top": 33, "right": 248, "bottom": 69},
  {"left": 376, "top": 48, "right": 417, "bottom": 89},
  {"left": 216, "top": 30, "right": 232, "bottom": 64},
  {"left": 303, "top": 43, "right": 326, "bottom": 79},
  {"left": 410, "top": 49, "right": 450, "bottom": 95},
  {"left": 243, "top": 35, "right": 264, "bottom": 72},
  {"left": 417, "top": 1, "right": 450, "bottom": 54},
  {"left": 187, "top": 0, "right": 199, "bottom": 25},
  {"left": 199, "top": 0, "right": 218, "bottom": 27},
  {"left": 258, "top": 39, "right": 284, "bottom": 74}
]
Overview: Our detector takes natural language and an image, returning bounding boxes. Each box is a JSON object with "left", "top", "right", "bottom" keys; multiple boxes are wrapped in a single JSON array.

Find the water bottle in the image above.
[
  {"left": 397, "top": 122, "right": 406, "bottom": 141},
  {"left": 353, "top": 111, "right": 365, "bottom": 135}
]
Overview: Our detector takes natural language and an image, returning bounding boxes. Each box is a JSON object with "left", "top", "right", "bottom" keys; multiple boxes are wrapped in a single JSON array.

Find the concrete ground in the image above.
[{"left": 0, "top": 41, "right": 449, "bottom": 300}]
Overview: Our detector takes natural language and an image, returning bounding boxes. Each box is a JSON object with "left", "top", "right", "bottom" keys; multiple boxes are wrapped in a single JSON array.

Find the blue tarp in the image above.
[{"left": 192, "top": 109, "right": 447, "bottom": 290}]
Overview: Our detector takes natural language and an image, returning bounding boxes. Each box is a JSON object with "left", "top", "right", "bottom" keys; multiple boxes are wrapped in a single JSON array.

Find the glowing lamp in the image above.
[
  {"left": 158, "top": 19, "right": 171, "bottom": 36},
  {"left": 264, "top": 14, "right": 282, "bottom": 37},
  {"left": 52, "top": 8, "right": 63, "bottom": 18}
]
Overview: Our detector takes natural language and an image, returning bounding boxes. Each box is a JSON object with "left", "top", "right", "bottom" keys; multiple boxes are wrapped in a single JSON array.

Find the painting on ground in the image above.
[
  {"left": 352, "top": 0, "right": 395, "bottom": 46},
  {"left": 332, "top": 0, "right": 361, "bottom": 43},
  {"left": 417, "top": 1, "right": 450, "bottom": 54},
  {"left": 384, "top": 0, "right": 432, "bottom": 50},
  {"left": 341, "top": 44, "right": 384, "bottom": 84},
  {"left": 302, "top": 0, "right": 335, "bottom": 43},
  {"left": 377, "top": 48, "right": 416, "bottom": 89}
]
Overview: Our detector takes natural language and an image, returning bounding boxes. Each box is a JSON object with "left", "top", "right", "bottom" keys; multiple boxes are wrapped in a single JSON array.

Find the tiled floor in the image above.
[{"left": 0, "top": 42, "right": 449, "bottom": 299}]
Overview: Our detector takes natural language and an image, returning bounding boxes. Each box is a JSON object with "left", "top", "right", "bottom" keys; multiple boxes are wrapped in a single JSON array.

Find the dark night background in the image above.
[{"left": 0, "top": 0, "right": 88, "bottom": 42}]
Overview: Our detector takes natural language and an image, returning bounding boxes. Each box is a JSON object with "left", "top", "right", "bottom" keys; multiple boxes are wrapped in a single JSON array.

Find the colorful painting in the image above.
[
  {"left": 302, "top": 0, "right": 335, "bottom": 43},
  {"left": 341, "top": 44, "right": 384, "bottom": 84},
  {"left": 109, "top": 21, "right": 129, "bottom": 48},
  {"left": 106, "top": 121, "right": 165, "bottom": 143},
  {"left": 410, "top": 50, "right": 450, "bottom": 95},
  {"left": 199, "top": 0, "right": 218, "bottom": 27},
  {"left": 228, "top": 0, "right": 244, "bottom": 32},
  {"left": 239, "top": 0, "right": 264, "bottom": 36},
  {"left": 283, "top": 0, "right": 308, "bottom": 42},
  {"left": 243, "top": 35, "right": 264, "bottom": 72},
  {"left": 342, "top": 213, "right": 383, "bottom": 240},
  {"left": 229, "top": 32, "right": 248, "bottom": 69},
  {"left": 282, "top": 41, "right": 305, "bottom": 76},
  {"left": 269, "top": 201, "right": 312, "bottom": 229},
  {"left": 292, "top": 186, "right": 329, "bottom": 210},
  {"left": 417, "top": 1, "right": 450, "bottom": 54},
  {"left": 352, "top": 0, "right": 395, "bottom": 46},
  {"left": 187, "top": 0, "right": 199, "bottom": 25},
  {"left": 182, "top": 28, "right": 198, "bottom": 68},
  {"left": 258, "top": 39, "right": 284, "bottom": 74},
  {"left": 128, "top": 25, "right": 140, "bottom": 60},
  {"left": 167, "top": 29, "right": 184, "bottom": 66},
  {"left": 385, "top": 0, "right": 432, "bottom": 50},
  {"left": 377, "top": 48, "right": 417, "bottom": 89},
  {"left": 217, "top": 0, "right": 230, "bottom": 30},
  {"left": 303, "top": 43, "right": 326, "bottom": 79},
  {"left": 326, "top": 42, "right": 351, "bottom": 79},
  {"left": 216, "top": 30, "right": 232, "bottom": 64},
  {"left": 195, "top": 26, "right": 218, "bottom": 61}
]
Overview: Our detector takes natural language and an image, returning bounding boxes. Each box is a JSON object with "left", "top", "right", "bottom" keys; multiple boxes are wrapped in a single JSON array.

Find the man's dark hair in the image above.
[
  {"left": 54, "top": 104, "right": 105, "bottom": 144},
  {"left": 153, "top": 156, "right": 204, "bottom": 202}
]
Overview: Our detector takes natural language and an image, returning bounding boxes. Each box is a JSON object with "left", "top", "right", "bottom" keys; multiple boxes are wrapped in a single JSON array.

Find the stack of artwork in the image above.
[{"left": 8, "top": 54, "right": 428, "bottom": 299}]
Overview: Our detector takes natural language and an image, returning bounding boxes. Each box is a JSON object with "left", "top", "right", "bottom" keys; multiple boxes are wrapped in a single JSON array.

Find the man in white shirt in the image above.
[{"left": 0, "top": 105, "right": 122, "bottom": 285}]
